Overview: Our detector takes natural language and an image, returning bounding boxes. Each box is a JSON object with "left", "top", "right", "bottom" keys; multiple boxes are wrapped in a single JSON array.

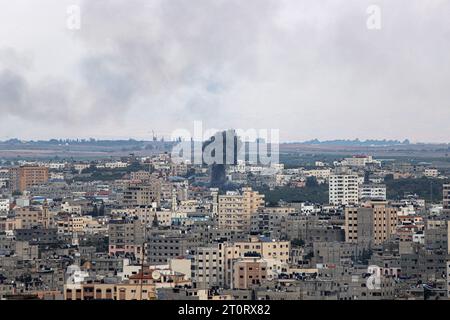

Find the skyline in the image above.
[
  {"left": 2, "top": 0, "right": 450, "bottom": 307},
  {"left": 0, "top": 133, "right": 446, "bottom": 145},
  {"left": 0, "top": 135, "right": 432, "bottom": 145},
  {"left": 1, "top": 0, "right": 450, "bottom": 142}
]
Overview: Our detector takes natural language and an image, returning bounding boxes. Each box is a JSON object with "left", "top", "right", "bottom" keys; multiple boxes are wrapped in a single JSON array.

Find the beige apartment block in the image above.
[
  {"left": 218, "top": 187, "right": 264, "bottom": 232},
  {"left": 219, "top": 236, "right": 290, "bottom": 288},
  {"left": 14, "top": 206, "right": 44, "bottom": 229},
  {"left": 233, "top": 258, "right": 268, "bottom": 290},
  {"left": 122, "top": 182, "right": 161, "bottom": 206},
  {"left": 8, "top": 166, "right": 49, "bottom": 193},
  {"left": 64, "top": 281, "right": 156, "bottom": 300},
  {"left": 345, "top": 201, "right": 398, "bottom": 246}
]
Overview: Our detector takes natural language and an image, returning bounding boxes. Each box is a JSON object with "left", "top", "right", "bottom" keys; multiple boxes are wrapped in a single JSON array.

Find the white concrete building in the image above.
[
  {"left": 359, "top": 184, "right": 387, "bottom": 201},
  {"left": 424, "top": 168, "right": 439, "bottom": 178},
  {"left": 47, "top": 162, "right": 67, "bottom": 170},
  {"left": 342, "top": 155, "right": 380, "bottom": 167},
  {"left": 74, "top": 163, "right": 91, "bottom": 173},
  {"left": 0, "top": 199, "right": 10, "bottom": 213},
  {"left": 329, "top": 174, "right": 359, "bottom": 205},
  {"left": 103, "top": 161, "right": 129, "bottom": 169},
  {"left": 303, "top": 169, "right": 331, "bottom": 180}
]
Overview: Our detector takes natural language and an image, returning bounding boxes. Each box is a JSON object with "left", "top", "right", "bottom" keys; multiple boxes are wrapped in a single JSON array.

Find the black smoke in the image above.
[{"left": 202, "top": 130, "right": 241, "bottom": 188}]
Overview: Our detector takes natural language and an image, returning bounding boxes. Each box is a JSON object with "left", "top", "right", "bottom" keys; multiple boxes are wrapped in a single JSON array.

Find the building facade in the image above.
[
  {"left": 218, "top": 187, "right": 264, "bottom": 232},
  {"left": 329, "top": 174, "right": 359, "bottom": 205}
]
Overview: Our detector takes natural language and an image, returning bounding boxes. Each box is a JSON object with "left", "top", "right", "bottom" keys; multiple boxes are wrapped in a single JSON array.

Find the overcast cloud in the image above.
[{"left": 0, "top": 0, "right": 449, "bottom": 142}]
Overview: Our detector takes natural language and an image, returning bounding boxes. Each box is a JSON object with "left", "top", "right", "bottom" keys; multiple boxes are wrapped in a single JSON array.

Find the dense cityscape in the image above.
[
  {"left": 0, "top": 137, "right": 449, "bottom": 301},
  {"left": 1, "top": 1, "right": 450, "bottom": 312}
]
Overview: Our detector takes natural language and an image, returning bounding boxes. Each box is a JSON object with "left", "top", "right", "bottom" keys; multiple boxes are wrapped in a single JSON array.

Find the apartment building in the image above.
[
  {"left": 14, "top": 206, "right": 44, "bottom": 229},
  {"left": 56, "top": 215, "right": 94, "bottom": 236},
  {"left": 9, "top": 166, "right": 49, "bottom": 192},
  {"left": 342, "top": 155, "right": 378, "bottom": 167},
  {"left": 345, "top": 201, "right": 398, "bottom": 248},
  {"left": 225, "top": 236, "right": 290, "bottom": 264},
  {"left": 191, "top": 246, "right": 223, "bottom": 289},
  {"left": 329, "top": 174, "right": 359, "bottom": 205},
  {"left": 282, "top": 215, "right": 345, "bottom": 243},
  {"left": 122, "top": 182, "right": 161, "bottom": 206},
  {"left": 15, "top": 228, "right": 58, "bottom": 245},
  {"left": 0, "top": 169, "right": 9, "bottom": 188},
  {"left": 312, "top": 242, "right": 357, "bottom": 265},
  {"left": 64, "top": 280, "right": 156, "bottom": 300},
  {"left": 255, "top": 206, "right": 297, "bottom": 237},
  {"left": 219, "top": 236, "right": 290, "bottom": 288},
  {"left": 424, "top": 219, "right": 448, "bottom": 252},
  {"left": 61, "top": 201, "right": 82, "bottom": 215},
  {"left": 134, "top": 206, "right": 172, "bottom": 227},
  {"left": 424, "top": 168, "right": 439, "bottom": 178},
  {"left": 147, "top": 231, "right": 202, "bottom": 265},
  {"left": 218, "top": 187, "right": 264, "bottom": 232},
  {"left": 0, "top": 199, "right": 10, "bottom": 214},
  {"left": 444, "top": 184, "right": 450, "bottom": 214},
  {"left": 303, "top": 169, "right": 331, "bottom": 180},
  {"left": 233, "top": 258, "right": 268, "bottom": 290},
  {"left": 129, "top": 170, "right": 152, "bottom": 182},
  {"left": 359, "top": 184, "right": 387, "bottom": 201},
  {"left": 0, "top": 217, "right": 22, "bottom": 232},
  {"left": 108, "top": 218, "right": 145, "bottom": 257}
]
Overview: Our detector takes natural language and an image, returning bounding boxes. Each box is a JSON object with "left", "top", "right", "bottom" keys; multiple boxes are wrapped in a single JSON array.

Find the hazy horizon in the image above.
[{"left": 0, "top": 136, "right": 445, "bottom": 145}]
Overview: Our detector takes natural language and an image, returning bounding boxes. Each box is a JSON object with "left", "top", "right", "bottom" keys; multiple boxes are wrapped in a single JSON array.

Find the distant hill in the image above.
[{"left": 296, "top": 139, "right": 411, "bottom": 147}]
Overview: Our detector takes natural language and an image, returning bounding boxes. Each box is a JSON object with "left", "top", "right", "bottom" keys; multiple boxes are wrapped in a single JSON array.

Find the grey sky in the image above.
[{"left": 0, "top": 0, "right": 449, "bottom": 142}]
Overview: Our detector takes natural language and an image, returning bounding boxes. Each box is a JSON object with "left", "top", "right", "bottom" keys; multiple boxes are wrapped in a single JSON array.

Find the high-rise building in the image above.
[
  {"left": 218, "top": 187, "right": 264, "bottom": 232},
  {"left": 345, "top": 201, "right": 398, "bottom": 248},
  {"left": 191, "top": 246, "right": 223, "bottom": 289},
  {"left": 444, "top": 184, "right": 450, "bottom": 214},
  {"left": 8, "top": 166, "right": 49, "bottom": 192},
  {"left": 329, "top": 174, "right": 359, "bottom": 205}
]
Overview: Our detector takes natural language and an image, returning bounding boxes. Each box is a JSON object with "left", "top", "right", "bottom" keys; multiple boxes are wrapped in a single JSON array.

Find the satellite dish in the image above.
[{"left": 152, "top": 270, "right": 161, "bottom": 280}]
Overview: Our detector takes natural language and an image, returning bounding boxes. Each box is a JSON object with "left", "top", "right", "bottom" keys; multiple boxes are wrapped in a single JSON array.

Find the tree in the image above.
[{"left": 305, "top": 176, "right": 318, "bottom": 187}]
